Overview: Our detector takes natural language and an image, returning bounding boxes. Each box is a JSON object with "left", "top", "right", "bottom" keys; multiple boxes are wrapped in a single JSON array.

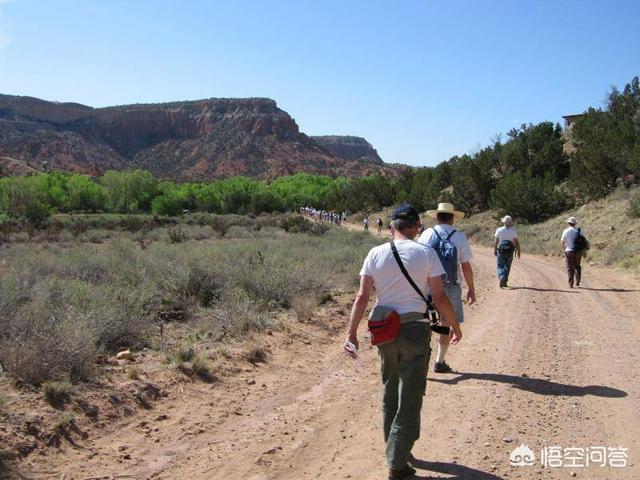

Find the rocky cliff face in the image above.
[
  {"left": 311, "top": 135, "right": 383, "bottom": 165},
  {"left": 0, "top": 95, "right": 393, "bottom": 180}
]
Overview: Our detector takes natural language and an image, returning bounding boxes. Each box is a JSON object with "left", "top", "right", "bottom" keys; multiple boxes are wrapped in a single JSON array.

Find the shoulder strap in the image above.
[
  {"left": 432, "top": 227, "right": 443, "bottom": 241},
  {"left": 390, "top": 241, "right": 450, "bottom": 335},
  {"left": 391, "top": 242, "right": 449, "bottom": 335},
  {"left": 446, "top": 229, "right": 457, "bottom": 241},
  {"left": 390, "top": 241, "right": 429, "bottom": 304}
]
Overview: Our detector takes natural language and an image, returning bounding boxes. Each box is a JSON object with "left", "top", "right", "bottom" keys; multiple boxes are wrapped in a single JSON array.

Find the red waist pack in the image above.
[{"left": 367, "top": 305, "right": 401, "bottom": 346}]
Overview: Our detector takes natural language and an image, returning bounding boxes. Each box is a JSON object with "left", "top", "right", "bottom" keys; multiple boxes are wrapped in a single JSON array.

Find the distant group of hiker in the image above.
[
  {"left": 299, "top": 206, "right": 346, "bottom": 225},
  {"left": 341, "top": 202, "right": 589, "bottom": 479}
]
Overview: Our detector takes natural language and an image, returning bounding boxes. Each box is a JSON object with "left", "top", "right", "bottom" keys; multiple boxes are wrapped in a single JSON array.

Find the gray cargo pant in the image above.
[{"left": 378, "top": 319, "right": 432, "bottom": 470}]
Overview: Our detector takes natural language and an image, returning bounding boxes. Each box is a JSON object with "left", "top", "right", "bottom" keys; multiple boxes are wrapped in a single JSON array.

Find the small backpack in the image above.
[
  {"left": 574, "top": 228, "right": 589, "bottom": 252},
  {"left": 498, "top": 239, "right": 515, "bottom": 253},
  {"left": 427, "top": 227, "right": 458, "bottom": 284}
]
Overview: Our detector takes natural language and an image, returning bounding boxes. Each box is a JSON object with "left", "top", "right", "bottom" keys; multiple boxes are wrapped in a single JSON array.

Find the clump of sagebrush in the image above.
[
  {"left": 42, "top": 381, "right": 74, "bottom": 408},
  {"left": 126, "top": 366, "right": 140, "bottom": 380},
  {"left": 243, "top": 343, "right": 268, "bottom": 365},
  {"left": 167, "top": 225, "right": 187, "bottom": 243},
  {"left": 0, "top": 226, "right": 379, "bottom": 385},
  {"left": 190, "top": 353, "right": 215, "bottom": 382}
]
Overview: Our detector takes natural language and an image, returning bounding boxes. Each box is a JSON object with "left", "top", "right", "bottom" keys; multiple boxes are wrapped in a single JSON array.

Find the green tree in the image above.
[
  {"left": 151, "top": 182, "right": 188, "bottom": 216},
  {"left": 570, "top": 76, "right": 640, "bottom": 200},
  {"left": 101, "top": 170, "right": 158, "bottom": 213},
  {"left": 0, "top": 175, "right": 52, "bottom": 225},
  {"left": 491, "top": 173, "right": 567, "bottom": 222},
  {"left": 67, "top": 174, "right": 106, "bottom": 212}
]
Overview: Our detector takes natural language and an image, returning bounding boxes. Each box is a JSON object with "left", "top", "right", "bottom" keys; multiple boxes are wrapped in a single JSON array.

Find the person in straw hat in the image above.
[
  {"left": 418, "top": 202, "right": 475, "bottom": 373},
  {"left": 561, "top": 216, "right": 586, "bottom": 288},
  {"left": 493, "top": 215, "right": 521, "bottom": 288}
]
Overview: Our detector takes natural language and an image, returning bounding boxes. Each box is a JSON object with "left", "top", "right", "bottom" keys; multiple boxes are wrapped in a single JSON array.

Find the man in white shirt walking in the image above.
[
  {"left": 418, "top": 203, "right": 475, "bottom": 374},
  {"left": 561, "top": 216, "right": 586, "bottom": 288},
  {"left": 493, "top": 215, "right": 521, "bottom": 288},
  {"left": 344, "top": 203, "right": 461, "bottom": 480}
]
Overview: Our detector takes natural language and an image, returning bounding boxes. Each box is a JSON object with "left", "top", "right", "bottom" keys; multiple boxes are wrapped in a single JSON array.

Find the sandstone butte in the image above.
[{"left": 0, "top": 94, "right": 400, "bottom": 180}]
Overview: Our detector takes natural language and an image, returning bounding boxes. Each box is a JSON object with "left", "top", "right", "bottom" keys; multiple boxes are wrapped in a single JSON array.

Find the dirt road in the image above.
[{"left": 19, "top": 246, "right": 640, "bottom": 479}]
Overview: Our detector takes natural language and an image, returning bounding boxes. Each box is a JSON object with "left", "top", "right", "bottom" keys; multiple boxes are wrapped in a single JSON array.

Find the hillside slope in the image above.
[
  {"left": 458, "top": 188, "right": 640, "bottom": 271},
  {"left": 0, "top": 95, "right": 396, "bottom": 180}
]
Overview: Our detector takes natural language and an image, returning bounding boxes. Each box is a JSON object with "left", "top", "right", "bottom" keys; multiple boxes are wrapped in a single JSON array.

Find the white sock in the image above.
[{"left": 436, "top": 343, "right": 449, "bottom": 363}]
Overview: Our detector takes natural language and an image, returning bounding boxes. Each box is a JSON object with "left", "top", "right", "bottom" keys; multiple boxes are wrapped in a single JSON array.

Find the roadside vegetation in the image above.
[{"left": 0, "top": 216, "right": 379, "bottom": 387}]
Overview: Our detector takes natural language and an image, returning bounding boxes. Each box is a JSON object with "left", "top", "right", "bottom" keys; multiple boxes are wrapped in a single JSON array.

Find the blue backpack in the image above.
[{"left": 428, "top": 227, "right": 458, "bottom": 284}]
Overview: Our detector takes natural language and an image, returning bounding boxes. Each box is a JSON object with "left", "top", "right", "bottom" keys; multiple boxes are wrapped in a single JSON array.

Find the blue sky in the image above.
[{"left": 0, "top": 0, "right": 638, "bottom": 167}]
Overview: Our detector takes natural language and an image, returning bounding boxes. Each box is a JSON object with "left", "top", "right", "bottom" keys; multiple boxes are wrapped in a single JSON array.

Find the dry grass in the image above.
[{"left": 291, "top": 295, "right": 317, "bottom": 322}]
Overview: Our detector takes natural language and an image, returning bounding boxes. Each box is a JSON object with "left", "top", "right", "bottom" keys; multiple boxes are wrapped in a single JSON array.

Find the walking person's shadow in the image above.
[
  {"left": 508, "top": 286, "right": 578, "bottom": 293},
  {"left": 410, "top": 458, "right": 504, "bottom": 479},
  {"left": 508, "top": 285, "right": 638, "bottom": 293},
  {"left": 430, "top": 372, "right": 627, "bottom": 398}
]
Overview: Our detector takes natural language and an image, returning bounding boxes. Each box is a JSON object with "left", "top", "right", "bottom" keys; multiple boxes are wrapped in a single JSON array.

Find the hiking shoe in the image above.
[
  {"left": 434, "top": 361, "right": 453, "bottom": 373},
  {"left": 388, "top": 465, "right": 416, "bottom": 480}
]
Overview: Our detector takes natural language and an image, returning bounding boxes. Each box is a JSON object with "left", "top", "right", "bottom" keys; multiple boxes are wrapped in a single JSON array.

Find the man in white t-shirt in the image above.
[
  {"left": 417, "top": 202, "right": 475, "bottom": 374},
  {"left": 561, "top": 216, "right": 585, "bottom": 288},
  {"left": 493, "top": 215, "right": 521, "bottom": 288},
  {"left": 344, "top": 203, "right": 461, "bottom": 480}
]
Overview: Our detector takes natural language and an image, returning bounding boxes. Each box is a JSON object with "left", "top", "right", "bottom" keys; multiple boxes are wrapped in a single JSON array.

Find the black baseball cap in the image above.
[{"left": 391, "top": 203, "right": 420, "bottom": 221}]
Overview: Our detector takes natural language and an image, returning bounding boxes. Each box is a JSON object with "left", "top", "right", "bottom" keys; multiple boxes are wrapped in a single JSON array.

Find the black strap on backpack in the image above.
[
  {"left": 390, "top": 241, "right": 450, "bottom": 335},
  {"left": 433, "top": 227, "right": 456, "bottom": 242}
]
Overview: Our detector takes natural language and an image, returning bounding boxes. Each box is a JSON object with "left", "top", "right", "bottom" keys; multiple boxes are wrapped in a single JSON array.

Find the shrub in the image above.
[
  {"left": 172, "top": 342, "right": 197, "bottom": 363},
  {"left": 167, "top": 226, "right": 187, "bottom": 243},
  {"left": 217, "top": 287, "right": 272, "bottom": 334},
  {"left": 280, "top": 214, "right": 329, "bottom": 235},
  {"left": 42, "top": 381, "right": 74, "bottom": 408},
  {"left": 126, "top": 366, "right": 140, "bottom": 380},
  {"left": 190, "top": 353, "right": 215, "bottom": 381},
  {"left": 243, "top": 343, "right": 268, "bottom": 364},
  {"left": 291, "top": 295, "right": 317, "bottom": 322},
  {"left": 0, "top": 281, "right": 97, "bottom": 385}
]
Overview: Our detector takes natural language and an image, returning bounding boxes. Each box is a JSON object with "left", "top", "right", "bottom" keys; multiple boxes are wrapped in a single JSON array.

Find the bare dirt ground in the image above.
[{"left": 7, "top": 241, "right": 640, "bottom": 480}]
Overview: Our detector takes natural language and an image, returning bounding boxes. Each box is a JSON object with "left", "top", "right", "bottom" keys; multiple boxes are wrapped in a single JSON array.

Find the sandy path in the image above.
[{"left": 19, "top": 245, "right": 640, "bottom": 480}]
